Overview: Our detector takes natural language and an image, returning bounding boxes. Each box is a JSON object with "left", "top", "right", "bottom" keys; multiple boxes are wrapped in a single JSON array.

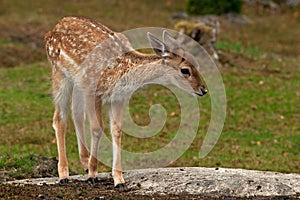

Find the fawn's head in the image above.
[{"left": 147, "top": 31, "right": 207, "bottom": 97}]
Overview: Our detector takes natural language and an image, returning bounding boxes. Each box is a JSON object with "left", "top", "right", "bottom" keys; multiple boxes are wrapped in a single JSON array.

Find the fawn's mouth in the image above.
[
  {"left": 194, "top": 92, "right": 205, "bottom": 97},
  {"left": 193, "top": 89, "right": 208, "bottom": 97}
]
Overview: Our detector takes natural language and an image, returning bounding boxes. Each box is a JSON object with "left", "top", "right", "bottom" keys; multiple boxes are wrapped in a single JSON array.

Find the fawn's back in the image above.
[
  {"left": 45, "top": 17, "right": 115, "bottom": 66},
  {"left": 45, "top": 17, "right": 137, "bottom": 97}
]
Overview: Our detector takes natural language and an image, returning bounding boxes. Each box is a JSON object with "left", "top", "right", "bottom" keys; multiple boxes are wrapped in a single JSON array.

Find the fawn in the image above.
[{"left": 45, "top": 17, "right": 207, "bottom": 188}]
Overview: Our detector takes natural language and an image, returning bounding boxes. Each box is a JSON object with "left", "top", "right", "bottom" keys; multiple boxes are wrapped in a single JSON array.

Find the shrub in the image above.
[{"left": 185, "top": 0, "right": 243, "bottom": 15}]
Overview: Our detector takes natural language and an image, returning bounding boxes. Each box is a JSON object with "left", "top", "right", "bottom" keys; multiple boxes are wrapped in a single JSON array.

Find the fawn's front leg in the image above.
[
  {"left": 109, "top": 101, "right": 125, "bottom": 188},
  {"left": 85, "top": 95, "right": 103, "bottom": 183}
]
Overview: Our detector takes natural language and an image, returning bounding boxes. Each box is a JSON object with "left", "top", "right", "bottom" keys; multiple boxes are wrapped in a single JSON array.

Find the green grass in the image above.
[
  {"left": 0, "top": 0, "right": 299, "bottom": 177},
  {"left": 216, "top": 41, "right": 262, "bottom": 58},
  {"left": 1, "top": 57, "right": 299, "bottom": 174},
  {"left": 174, "top": 53, "right": 300, "bottom": 172},
  {"left": 0, "top": 64, "right": 55, "bottom": 158},
  {"left": 0, "top": 154, "right": 37, "bottom": 179}
]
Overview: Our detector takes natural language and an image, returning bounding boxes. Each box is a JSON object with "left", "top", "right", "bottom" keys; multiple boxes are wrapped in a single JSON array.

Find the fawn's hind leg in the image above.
[
  {"left": 72, "top": 86, "right": 90, "bottom": 172},
  {"left": 52, "top": 68, "right": 73, "bottom": 184},
  {"left": 84, "top": 94, "right": 103, "bottom": 183}
]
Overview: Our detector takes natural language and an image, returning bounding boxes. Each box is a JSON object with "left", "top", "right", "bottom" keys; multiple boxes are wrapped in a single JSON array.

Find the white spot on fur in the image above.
[
  {"left": 108, "top": 34, "right": 114, "bottom": 39},
  {"left": 60, "top": 50, "right": 79, "bottom": 70},
  {"left": 48, "top": 45, "right": 53, "bottom": 55}
]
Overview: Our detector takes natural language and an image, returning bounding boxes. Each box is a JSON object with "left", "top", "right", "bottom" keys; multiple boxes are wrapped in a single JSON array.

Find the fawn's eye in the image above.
[{"left": 181, "top": 68, "right": 191, "bottom": 76}]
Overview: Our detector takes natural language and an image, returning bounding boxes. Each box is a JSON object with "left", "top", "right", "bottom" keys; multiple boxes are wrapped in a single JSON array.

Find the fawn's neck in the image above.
[
  {"left": 121, "top": 51, "right": 170, "bottom": 85},
  {"left": 100, "top": 50, "right": 171, "bottom": 102}
]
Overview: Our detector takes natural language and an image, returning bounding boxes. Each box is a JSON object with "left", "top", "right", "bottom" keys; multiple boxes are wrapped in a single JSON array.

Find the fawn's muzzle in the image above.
[
  {"left": 194, "top": 86, "right": 207, "bottom": 97},
  {"left": 200, "top": 86, "right": 208, "bottom": 95}
]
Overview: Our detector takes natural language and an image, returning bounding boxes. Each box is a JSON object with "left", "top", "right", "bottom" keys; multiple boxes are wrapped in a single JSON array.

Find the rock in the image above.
[
  {"left": 5, "top": 167, "right": 300, "bottom": 198},
  {"left": 285, "top": 0, "right": 300, "bottom": 7},
  {"left": 171, "top": 12, "right": 188, "bottom": 20},
  {"left": 244, "top": 0, "right": 280, "bottom": 9},
  {"left": 226, "top": 13, "right": 253, "bottom": 26}
]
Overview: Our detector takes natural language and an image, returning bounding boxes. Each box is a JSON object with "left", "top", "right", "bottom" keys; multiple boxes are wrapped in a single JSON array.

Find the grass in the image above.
[
  {"left": 215, "top": 41, "right": 262, "bottom": 58},
  {"left": 0, "top": 1, "right": 299, "bottom": 177},
  {"left": 0, "top": 154, "right": 37, "bottom": 179}
]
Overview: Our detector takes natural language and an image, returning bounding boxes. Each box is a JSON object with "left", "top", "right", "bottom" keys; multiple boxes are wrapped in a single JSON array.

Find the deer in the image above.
[{"left": 44, "top": 16, "right": 207, "bottom": 189}]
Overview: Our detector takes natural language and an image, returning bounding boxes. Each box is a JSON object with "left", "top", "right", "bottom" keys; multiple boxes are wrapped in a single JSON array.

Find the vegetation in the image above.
[
  {"left": 185, "top": 0, "right": 243, "bottom": 15},
  {"left": 0, "top": 0, "right": 299, "bottom": 178}
]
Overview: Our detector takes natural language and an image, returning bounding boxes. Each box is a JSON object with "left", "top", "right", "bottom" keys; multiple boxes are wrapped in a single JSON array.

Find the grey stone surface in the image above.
[{"left": 6, "top": 167, "right": 300, "bottom": 198}]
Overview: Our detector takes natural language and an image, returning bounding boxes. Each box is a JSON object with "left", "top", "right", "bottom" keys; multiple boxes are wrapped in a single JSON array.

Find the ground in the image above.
[
  {"left": 1, "top": 165, "right": 300, "bottom": 199},
  {"left": 1, "top": 181, "right": 298, "bottom": 200}
]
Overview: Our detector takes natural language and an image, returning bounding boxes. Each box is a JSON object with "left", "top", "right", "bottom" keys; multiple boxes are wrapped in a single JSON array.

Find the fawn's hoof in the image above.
[
  {"left": 115, "top": 183, "right": 125, "bottom": 188},
  {"left": 115, "top": 183, "right": 128, "bottom": 192},
  {"left": 59, "top": 178, "right": 69, "bottom": 185},
  {"left": 88, "top": 177, "right": 99, "bottom": 184}
]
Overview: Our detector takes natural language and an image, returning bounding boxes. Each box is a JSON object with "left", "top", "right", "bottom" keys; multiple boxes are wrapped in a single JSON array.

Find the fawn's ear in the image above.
[
  {"left": 163, "top": 30, "right": 177, "bottom": 46},
  {"left": 163, "top": 30, "right": 183, "bottom": 52},
  {"left": 147, "top": 32, "right": 169, "bottom": 57}
]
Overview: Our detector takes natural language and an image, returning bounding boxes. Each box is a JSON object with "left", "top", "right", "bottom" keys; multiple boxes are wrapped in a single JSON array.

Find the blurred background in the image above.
[{"left": 0, "top": 0, "right": 299, "bottom": 181}]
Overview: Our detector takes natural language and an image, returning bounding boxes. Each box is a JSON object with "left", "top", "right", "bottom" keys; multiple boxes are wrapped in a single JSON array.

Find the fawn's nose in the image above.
[{"left": 199, "top": 86, "right": 208, "bottom": 96}]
